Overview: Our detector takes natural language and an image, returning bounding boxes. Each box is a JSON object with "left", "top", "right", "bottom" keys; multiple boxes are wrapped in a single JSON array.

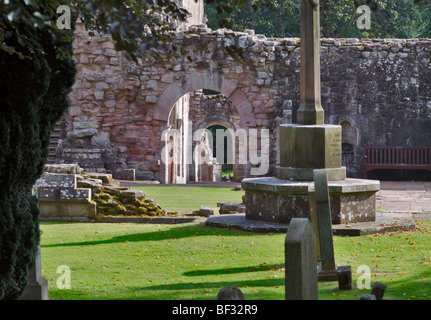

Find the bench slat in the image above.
[{"left": 363, "top": 146, "right": 431, "bottom": 178}]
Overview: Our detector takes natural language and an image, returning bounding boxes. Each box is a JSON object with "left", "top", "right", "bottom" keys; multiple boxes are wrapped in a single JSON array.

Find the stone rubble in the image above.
[{"left": 38, "top": 164, "right": 165, "bottom": 221}]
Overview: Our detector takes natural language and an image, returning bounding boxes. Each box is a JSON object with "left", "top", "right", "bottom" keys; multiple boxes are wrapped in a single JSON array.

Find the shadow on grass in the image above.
[
  {"left": 183, "top": 264, "right": 284, "bottom": 277},
  {"left": 141, "top": 277, "right": 284, "bottom": 293},
  {"left": 41, "top": 223, "right": 258, "bottom": 248},
  {"left": 371, "top": 271, "right": 431, "bottom": 300}
]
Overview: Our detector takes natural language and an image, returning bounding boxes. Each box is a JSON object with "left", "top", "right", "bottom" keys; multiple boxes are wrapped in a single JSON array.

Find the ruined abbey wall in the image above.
[{"left": 58, "top": 21, "right": 431, "bottom": 182}]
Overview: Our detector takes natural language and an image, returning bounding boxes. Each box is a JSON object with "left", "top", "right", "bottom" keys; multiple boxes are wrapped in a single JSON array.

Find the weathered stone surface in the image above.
[
  {"left": 37, "top": 174, "right": 77, "bottom": 189},
  {"left": 85, "top": 172, "right": 114, "bottom": 185},
  {"left": 77, "top": 179, "right": 103, "bottom": 189},
  {"left": 19, "top": 245, "right": 48, "bottom": 300},
  {"left": 313, "top": 169, "right": 337, "bottom": 281},
  {"left": 59, "top": 188, "right": 92, "bottom": 202},
  {"left": 216, "top": 287, "right": 245, "bottom": 300},
  {"left": 242, "top": 177, "right": 380, "bottom": 224},
  {"left": 206, "top": 213, "right": 416, "bottom": 235},
  {"left": 39, "top": 201, "right": 96, "bottom": 218},
  {"left": 285, "top": 218, "right": 318, "bottom": 300},
  {"left": 297, "top": 0, "right": 324, "bottom": 125},
  {"left": 116, "top": 168, "right": 136, "bottom": 181},
  {"left": 337, "top": 266, "right": 353, "bottom": 290},
  {"left": 371, "top": 281, "right": 387, "bottom": 300},
  {"left": 217, "top": 202, "right": 246, "bottom": 214},
  {"left": 119, "top": 189, "right": 146, "bottom": 200},
  {"left": 44, "top": 164, "right": 83, "bottom": 174},
  {"left": 278, "top": 124, "right": 344, "bottom": 181},
  {"left": 38, "top": 164, "right": 167, "bottom": 220},
  {"left": 199, "top": 205, "right": 214, "bottom": 217}
]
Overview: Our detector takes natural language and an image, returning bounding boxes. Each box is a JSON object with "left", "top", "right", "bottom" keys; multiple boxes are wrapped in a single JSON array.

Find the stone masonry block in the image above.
[
  {"left": 37, "top": 174, "right": 77, "bottom": 189},
  {"left": 59, "top": 188, "right": 92, "bottom": 202}
]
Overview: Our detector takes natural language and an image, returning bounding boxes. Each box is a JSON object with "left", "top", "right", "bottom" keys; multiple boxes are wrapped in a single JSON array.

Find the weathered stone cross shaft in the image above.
[
  {"left": 276, "top": 0, "right": 346, "bottom": 181},
  {"left": 297, "top": 0, "right": 324, "bottom": 125}
]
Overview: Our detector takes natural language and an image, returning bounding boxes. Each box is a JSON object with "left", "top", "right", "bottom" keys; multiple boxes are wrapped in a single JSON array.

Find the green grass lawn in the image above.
[
  {"left": 128, "top": 185, "right": 244, "bottom": 213},
  {"left": 40, "top": 219, "right": 431, "bottom": 300}
]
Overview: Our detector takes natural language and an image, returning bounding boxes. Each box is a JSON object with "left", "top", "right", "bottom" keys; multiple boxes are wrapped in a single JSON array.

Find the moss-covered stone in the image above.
[
  {"left": 93, "top": 186, "right": 165, "bottom": 217},
  {"left": 137, "top": 207, "right": 148, "bottom": 215}
]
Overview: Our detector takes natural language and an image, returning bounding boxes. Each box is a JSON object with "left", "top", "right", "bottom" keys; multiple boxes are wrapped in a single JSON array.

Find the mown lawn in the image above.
[
  {"left": 128, "top": 185, "right": 245, "bottom": 212},
  {"left": 40, "top": 219, "right": 431, "bottom": 300}
]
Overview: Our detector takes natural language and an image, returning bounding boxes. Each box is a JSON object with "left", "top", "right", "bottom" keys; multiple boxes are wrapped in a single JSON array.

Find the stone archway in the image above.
[
  {"left": 159, "top": 84, "right": 253, "bottom": 184},
  {"left": 60, "top": 22, "right": 281, "bottom": 182},
  {"left": 203, "top": 122, "right": 245, "bottom": 182},
  {"left": 154, "top": 76, "right": 256, "bottom": 128}
]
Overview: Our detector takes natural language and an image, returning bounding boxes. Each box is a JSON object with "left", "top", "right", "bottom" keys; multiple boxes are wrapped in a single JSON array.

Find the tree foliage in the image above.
[
  {"left": 0, "top": 0, "right": 189, "bottom": 61},
  {"left": 0, "top": 0, "right": 187, "bottom": 300},
  {"left": 205, "top": 0, "right": 431, "bottom": 39},
  {"left": 0, "top": 0, "right": 75, "bottom": 299}
]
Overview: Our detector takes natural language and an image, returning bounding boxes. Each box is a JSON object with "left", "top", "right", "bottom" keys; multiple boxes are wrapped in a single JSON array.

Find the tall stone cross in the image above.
[{"left": 297, "top": 0, "right": 324, "bottom": 125}]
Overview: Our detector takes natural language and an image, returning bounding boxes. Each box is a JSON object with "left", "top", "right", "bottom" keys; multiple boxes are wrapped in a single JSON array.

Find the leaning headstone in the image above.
[
  {"left": 313, "top": 169, "right": 337, "bottom": 281},
  {"left": 216, "top": 287, "right": 245, "bottom": 300},
  {"left": 371, "top": 282, "right": 387, "bottom": 300},
  {"left": 285, "top": 218, "right": 318, "bottom": 300},
  {"left": 337, "top": 266, "right": 353, "bottom": 290},
  {"left": 360, "top": 294, "right": 376, "bottom": 300}
]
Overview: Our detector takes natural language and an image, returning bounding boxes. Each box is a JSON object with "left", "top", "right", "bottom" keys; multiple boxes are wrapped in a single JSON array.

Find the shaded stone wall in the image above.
[
  {"left": 60, "top": 22, "right": 431, "bottom": 181},
  {"left": 321, "top": 39, "right": 431, "bottom": 177},
  {"left": 189, "top": 91, "right": 241, "bottom": 132}
]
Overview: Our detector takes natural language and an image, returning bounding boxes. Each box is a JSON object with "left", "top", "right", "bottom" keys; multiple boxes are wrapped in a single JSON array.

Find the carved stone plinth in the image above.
[{"left": 242, "top": 177, "right": 380, "bottom": 225}]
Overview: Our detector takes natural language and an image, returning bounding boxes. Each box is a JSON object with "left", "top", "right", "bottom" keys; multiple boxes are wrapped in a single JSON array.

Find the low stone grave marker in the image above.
[
  {"left": 360, "top": 294, "right": 376, "bottom": 300},
  {"left": 337, "top": 265, "right": 353, "bottom": 290},
  {"left": 371, "top": 282, "right": 387, "bottom": 300},
  {"left": 285, "top": 218, "right": 318, "bottom": 300},
  {"left": 216, "top": 287, "right": 245, "bottom": 300}
]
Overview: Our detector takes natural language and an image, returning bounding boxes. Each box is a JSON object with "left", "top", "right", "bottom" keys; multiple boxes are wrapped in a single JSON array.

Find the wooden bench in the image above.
[{"left": 363, "top": 146, "right": 431, "bottom": 178}]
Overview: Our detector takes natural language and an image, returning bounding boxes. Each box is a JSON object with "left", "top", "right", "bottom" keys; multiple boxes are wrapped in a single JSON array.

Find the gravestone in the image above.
[
  {"left": 216, "top": 287, "right": 245, "bottom": 300},
  {"left": 285, "top": 218, "right": 318, "bottom": 300},
  {"left": 19, "top": 245, "right": 49, "bottom": 300},
  {"left": 313, "top": 169, "right": 337, "bottom": 281},
  {"left": 371, "top": 282, "right": 387, "bottom": 300},
  {"left": 337, "top": 266, "right": 353, "bottom": 290},
  {"left": 20, "top": 183, "right": 49, "bottom": 300}
]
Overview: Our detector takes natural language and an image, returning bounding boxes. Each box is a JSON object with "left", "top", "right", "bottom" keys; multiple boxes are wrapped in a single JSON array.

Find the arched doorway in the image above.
[{"left": 161, "top": 87, "right": 250, "bottom": 184}]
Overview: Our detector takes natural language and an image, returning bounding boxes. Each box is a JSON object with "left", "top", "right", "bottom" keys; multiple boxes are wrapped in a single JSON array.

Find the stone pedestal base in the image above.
[
  {"left": 279, "top": 124, "right": 343, "bottom": 181},
  {"left": 277, "top": 166, "right": 346, "bottom": 181},
  {"left": 241, "top": 177, "right": 380, "bottom": 225},
  {"left": 317, "top": 264, "right": 338, "bottom": 282}
]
